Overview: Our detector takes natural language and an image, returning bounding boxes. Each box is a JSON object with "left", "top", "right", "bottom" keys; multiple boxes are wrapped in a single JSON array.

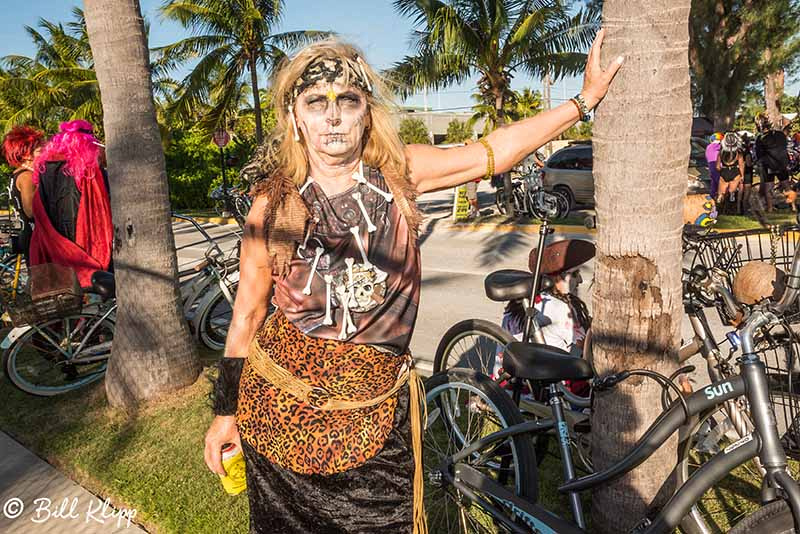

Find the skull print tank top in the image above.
[{"left": 272, "top": 165, "right": 421, "bottom": 355}]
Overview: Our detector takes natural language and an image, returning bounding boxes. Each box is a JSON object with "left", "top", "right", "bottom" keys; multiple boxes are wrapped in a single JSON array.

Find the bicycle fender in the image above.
[{"left": 1, "top": 325, "right": 32, "bottom": 350}]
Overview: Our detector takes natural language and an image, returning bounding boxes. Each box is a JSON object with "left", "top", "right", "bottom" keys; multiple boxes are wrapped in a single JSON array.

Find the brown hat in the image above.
[{"left": 529, "top": 239, "right": 595, "bottom": 274}]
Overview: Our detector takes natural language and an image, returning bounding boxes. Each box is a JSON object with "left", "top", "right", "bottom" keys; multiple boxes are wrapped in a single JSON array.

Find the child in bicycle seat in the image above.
[{"left": 495, "top": 239, "right": 594, "bottom": 395}]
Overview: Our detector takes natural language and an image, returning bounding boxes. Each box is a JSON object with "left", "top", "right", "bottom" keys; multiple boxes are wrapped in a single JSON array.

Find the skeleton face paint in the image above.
[{"left": 295, "top": 81, "right": 369, "bottom": 160}]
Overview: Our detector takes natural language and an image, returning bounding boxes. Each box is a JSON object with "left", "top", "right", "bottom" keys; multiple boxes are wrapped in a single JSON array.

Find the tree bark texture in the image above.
[
  {"left": 591, "top": 2, "right": 691, "bottom": 532},
  {"left": 764, "top": 53, "right": 785, "bottom": 128},
  {"left": 85, "top": 0, "right": 200, "bottom": 408}
]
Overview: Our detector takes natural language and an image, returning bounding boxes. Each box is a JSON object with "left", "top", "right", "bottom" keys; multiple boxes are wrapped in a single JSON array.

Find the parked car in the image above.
[{"left": 541, "top": 138, "right": 712, "bottom": 208}]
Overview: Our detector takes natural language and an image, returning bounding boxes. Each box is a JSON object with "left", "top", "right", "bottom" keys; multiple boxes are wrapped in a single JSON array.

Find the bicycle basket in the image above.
[
  {"left": 684, "top": 225, "right": 800, "bottom": 322},
  {"left": 754, "top": 329, "right": 800, "bottom": 459},
  {"left": 3, "top": 264, "right": 83, "bottom": 327}
]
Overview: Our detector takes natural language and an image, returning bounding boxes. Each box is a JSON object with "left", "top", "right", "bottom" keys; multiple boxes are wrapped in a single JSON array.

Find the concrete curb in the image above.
[
  {"left": 171, "top": 215, "right": 238, "bottom": 226},
  {"left": 446, "top": 221, "right": 595, "bottom": 235}
]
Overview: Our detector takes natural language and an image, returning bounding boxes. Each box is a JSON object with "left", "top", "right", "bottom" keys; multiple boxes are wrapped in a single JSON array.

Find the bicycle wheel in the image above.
[
  {"left": 424, "top": 369, "right": 539, "bottom": 534},
  {"left": 3, "top": 313, "right": 113, "bottom": 396},
  {"left": 434, "top": 319, "right": 552, "bottom": 464},
  {"left": 495, "top": 188, "right": 507, "bottom": 215},
  {"left": 198, "top": 284, "right": 236, "bottom": 351},
  {"left": 676, "top": 402, "right": 799, "bottom": 533},
  {"left": 728, "top": 500, "right": 794, "bottom": 533},
  {"left": 551, "top": 191, "right": 571, "bottom": 220},
  {"left": 434, "top": 319, "right": 515, "bottom": 376}
]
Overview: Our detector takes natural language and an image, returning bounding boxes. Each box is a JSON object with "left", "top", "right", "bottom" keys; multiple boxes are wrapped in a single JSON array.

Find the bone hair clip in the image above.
[
  {"left": 302, "top": 246, "right": 324, "bottom": 295},
  {"left": 323, "top": 274, "right": 334, "bottom": 325},
  {"left": 351, "top": 191, "right": 377, "bottom": 232}
]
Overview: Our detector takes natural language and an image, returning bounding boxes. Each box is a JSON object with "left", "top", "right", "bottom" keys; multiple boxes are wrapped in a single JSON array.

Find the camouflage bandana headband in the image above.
[{"left": 286, "top": 56, "right": 373, "bottom": 108}]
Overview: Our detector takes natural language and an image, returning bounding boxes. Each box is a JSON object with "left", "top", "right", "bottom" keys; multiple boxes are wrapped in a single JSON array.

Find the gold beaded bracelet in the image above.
[{"left": 478, "top": 138, "right": 495, "bottom": 180}]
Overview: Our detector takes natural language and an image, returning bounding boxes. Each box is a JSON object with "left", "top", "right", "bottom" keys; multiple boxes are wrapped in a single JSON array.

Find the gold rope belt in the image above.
[
  {"left": 248, "top": 336, "right": 408, "bottom": 410},
  {"left": 247, "top": 337, "right": 429, "bottom": 534}
]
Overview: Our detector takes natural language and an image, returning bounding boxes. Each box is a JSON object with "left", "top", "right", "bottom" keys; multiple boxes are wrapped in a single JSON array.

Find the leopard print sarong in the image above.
[{"left": 236, "top": 310, "right": 404, "bottom": 475}]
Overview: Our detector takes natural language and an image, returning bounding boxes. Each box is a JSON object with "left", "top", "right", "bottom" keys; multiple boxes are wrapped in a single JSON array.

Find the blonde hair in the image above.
[
  {"left": 247, "top": 40, "right": 422, "bottom": 276},
  {"left": 270, "top": 40, "right": 408, "bottom": 185}
]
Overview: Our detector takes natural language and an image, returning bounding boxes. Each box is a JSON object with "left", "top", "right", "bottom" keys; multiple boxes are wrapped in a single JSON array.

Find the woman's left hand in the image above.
[{"left": 580, "top": 28, "right": 624, "bottom": 110}]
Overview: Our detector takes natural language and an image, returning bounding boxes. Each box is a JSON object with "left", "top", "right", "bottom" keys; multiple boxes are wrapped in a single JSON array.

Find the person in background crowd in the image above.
[
  {"left": 740, "top": 132, "right": 756, "bottom": 214},
  {"left": 705, "top": 132, "right": 722, "bottom": 198},
  {"left": 755, "top": 113, "right": 790, "bottom": 213},
  {"left": 716, "top": 132, "right": 745, "bottom": 214},
  {"left": 2, "top": 125, "right": 45, "bottom": 264},
  {"left": 29, "top": 119, "right": 112, "bottom": 286}
]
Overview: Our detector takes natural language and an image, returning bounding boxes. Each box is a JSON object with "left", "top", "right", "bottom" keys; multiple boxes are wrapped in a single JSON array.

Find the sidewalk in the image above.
[{"left": 0, "top": 432, "right": 145, "bottom": 534}]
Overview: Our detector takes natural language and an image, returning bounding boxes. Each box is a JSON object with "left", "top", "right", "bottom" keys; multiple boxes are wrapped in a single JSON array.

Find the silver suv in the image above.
[{"left": 541, "top": 139, "right": 711, "bottom": 208}]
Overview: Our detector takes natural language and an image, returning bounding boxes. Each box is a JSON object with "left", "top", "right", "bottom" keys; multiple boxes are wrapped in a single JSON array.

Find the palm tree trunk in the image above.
[
  {"left": 765, "top": 50, "right": 785, "bottom": 128},
  {"left": 250, "top": 55, "right": 264, "bottom": 144},
  {"left": 85, "top": 0, "right": 200, "bottom": 409},
  {"left": 590, "top": 1, "right": 692, "bottom": 532},
  {"left": 493, "top": 87, "right": 515, "bottom": 215}
]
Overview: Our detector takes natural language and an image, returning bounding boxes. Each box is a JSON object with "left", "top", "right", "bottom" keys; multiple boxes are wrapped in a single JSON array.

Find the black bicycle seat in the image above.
[
  {"left": 90, "top": 271, "right": 116, "bottom": 301},
  {"left": 484, "top": 270, "right": 554, "bottom": 302},
  {"left": 484, "top": 269, "right": 531, "bottom": 301},
  {"left": 503, "top": 342, "right": 593, "bottom": 383}
]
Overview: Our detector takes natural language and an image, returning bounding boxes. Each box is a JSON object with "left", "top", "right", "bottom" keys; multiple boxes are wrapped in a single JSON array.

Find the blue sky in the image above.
[{"left": 0, "top": 0, "right": 586, "bottom": 112}]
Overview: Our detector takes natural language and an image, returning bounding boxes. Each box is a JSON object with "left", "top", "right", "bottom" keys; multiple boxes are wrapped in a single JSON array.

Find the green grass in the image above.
[
  {"left": 714, "top": 210, "right": 797, "bottom": 229},
  {"left": 0, "top": 343, "right": 248, "bottom": 534}
]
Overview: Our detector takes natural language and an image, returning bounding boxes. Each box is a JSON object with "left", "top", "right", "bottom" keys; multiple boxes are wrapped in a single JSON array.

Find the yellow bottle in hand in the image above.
[{"left": 219, "top": 443, "right": 247, "bottom": 495}]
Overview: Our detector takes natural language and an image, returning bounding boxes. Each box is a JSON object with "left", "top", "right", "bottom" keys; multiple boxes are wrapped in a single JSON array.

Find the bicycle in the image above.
[
  {"left": 495, "top": 171, "right": 570, "bottom": 220},
  {"left": 434, "top": 218, "right": 800, "bottom": 531},
  {"left": 211, "top": 184, "right": 251, "bottom": 229},
  {"left": 0, "top": 214, "right": 242, "bottom": 396},
  {"left": 434, "top": 209, "right": 593, "bottom": 469},
  {"left": 424, "top": 281, "right": 800, "bottom": 533}
]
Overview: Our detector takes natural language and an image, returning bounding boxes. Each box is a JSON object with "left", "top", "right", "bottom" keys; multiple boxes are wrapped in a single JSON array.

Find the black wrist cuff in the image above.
[{"left": 211, "top": 358, "right": 245, "bottom": 416}]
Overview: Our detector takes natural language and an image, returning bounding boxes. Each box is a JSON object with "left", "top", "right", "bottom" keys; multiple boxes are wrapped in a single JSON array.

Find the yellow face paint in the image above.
[{"left": 326, "top": 87, "right": 337, "bottom": 102}]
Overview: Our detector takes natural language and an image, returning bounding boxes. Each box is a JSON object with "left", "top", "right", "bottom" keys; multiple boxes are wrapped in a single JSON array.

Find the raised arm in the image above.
[{"left": 406, "top": 29, "right": 624, "bottom": 194}]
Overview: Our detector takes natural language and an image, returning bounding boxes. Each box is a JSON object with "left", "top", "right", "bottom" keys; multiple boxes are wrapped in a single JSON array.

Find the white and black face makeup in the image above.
[{"left": 294, "top": 81, "right": 369, "bottom": 161}]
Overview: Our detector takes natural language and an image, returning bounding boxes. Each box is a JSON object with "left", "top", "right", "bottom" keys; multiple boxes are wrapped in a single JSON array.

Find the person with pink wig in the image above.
[{"left": 29, "top": 120, "right": 112, "bottom": 286}]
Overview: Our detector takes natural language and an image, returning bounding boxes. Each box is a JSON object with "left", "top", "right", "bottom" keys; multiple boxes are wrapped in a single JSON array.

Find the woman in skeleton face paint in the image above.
[{"left": 205, "top": 35, "right": 622, "bottom": 534}]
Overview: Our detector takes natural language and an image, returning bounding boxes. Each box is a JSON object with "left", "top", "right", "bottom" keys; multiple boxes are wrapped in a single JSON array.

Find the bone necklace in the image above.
[{"left": 298, "top": 161, "right": 394, "bottom": 338}]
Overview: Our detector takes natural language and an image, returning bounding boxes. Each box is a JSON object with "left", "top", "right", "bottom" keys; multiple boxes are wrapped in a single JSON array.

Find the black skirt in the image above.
[{"left": 240, "top": 389, "right": 414, "bottom": 534}]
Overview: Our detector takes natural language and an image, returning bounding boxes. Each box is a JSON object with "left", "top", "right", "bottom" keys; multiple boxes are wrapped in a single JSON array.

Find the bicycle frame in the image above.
[{"left": 437, "top": 357, "right": 800, "bottom": 533}]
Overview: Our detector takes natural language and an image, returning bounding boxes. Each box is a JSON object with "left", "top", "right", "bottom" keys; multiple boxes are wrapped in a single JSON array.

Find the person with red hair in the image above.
[
  {"left": 3, "top": 125, "right": 46, "bottom": 262},
  {"left": 29, "top": 120, "right": 112, "bottom": 286}
]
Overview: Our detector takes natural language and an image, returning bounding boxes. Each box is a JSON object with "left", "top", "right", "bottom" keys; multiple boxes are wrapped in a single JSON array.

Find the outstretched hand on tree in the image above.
[{"left": 581, "top": 29, "right": 625, "bottom": 110}]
